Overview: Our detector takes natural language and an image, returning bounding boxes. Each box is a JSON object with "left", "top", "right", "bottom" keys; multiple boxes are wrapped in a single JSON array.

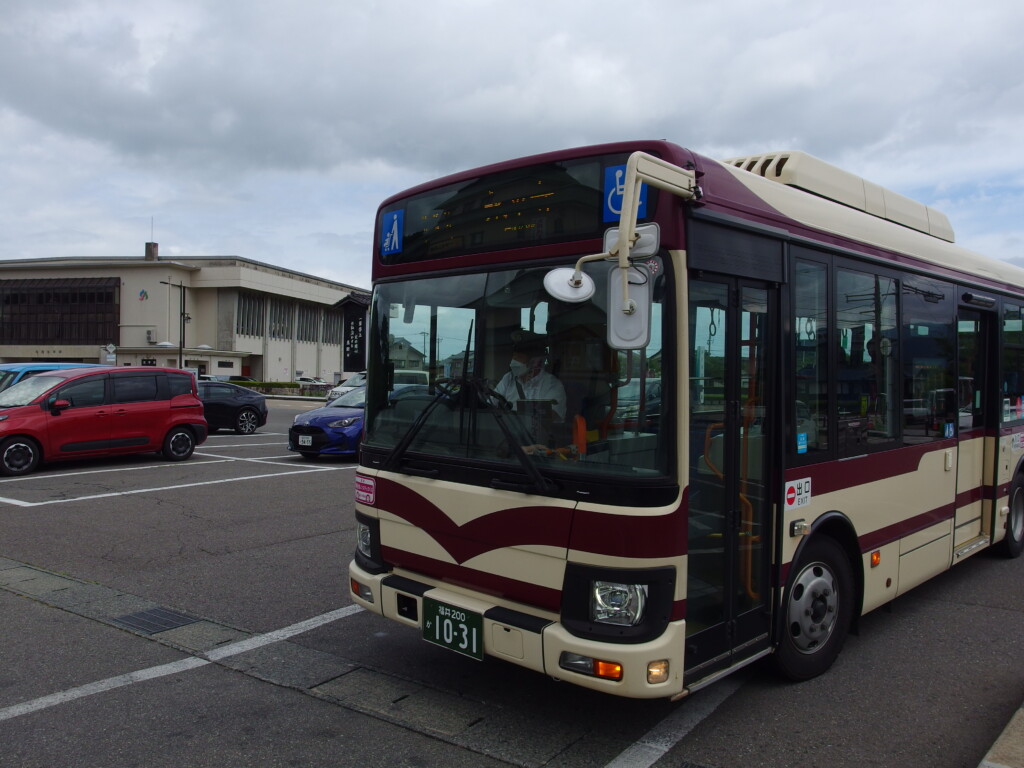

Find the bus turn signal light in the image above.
[
  {"left": 559, "top": 652, "right": 623, "bottom": 681},
  {"left": 871, "top": 551, "right": 881, "bottom": 568},
  {"left": 351, "top": 578, "right": 374, "bottom": 603},
  {"left": 594, "top": 660, "right": 624, "bottom": 681}
]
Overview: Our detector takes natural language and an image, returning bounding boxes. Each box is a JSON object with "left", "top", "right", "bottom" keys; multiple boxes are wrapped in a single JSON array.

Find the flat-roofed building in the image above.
[{"left": 0, "top": 243, "right": 369, "bottom": 383}]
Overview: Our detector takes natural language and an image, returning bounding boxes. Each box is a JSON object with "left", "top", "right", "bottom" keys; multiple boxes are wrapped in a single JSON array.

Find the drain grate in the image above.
[{"left": 112, "top": 606, "right": 200, "bottom": 635}]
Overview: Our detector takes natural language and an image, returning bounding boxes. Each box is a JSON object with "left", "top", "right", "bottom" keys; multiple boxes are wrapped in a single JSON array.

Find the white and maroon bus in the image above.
[{"left": 348, "top": 141, "right": 1024, "bottom": 699}]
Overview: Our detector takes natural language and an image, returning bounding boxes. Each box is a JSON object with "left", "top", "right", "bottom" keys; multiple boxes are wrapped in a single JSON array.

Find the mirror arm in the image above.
[
  {"left": 568, "top": 251, "right": 613, "bottom": 288},
  {"left": 543, "top": 152, "right": 699, "bottom": 313},
  {"left": 612, "top": 152, "right": 701, "bottom": 315}
]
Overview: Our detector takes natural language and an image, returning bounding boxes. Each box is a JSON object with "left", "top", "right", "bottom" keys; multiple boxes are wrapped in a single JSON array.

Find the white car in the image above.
[
  {"left": 325, "top": 370, "right": 430, "bottom": 399},
  {"left": 326, "top": 371, "right": 366, "bottom": 400},
  {"left": 296, "top": 376, "right": 327, "bottom": 385}
]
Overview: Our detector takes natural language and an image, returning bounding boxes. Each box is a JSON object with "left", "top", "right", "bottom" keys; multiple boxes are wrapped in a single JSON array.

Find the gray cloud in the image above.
[{"left": 0, "top": 0, "right": 1021, "bottom": 277}]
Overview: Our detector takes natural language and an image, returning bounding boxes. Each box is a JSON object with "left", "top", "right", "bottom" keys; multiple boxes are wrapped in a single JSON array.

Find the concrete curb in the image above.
[{"left": 980, "top": 702, "right": 1024, "bottom": 768}]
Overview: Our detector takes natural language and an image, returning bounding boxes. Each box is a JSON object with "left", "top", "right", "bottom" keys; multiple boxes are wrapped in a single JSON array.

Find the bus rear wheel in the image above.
[
  {"left": 774, "top": 536, "right": 854, "bottom": 681},
  {"left": 1000, "top": 476, "right": 1024, "bottom": 559}
]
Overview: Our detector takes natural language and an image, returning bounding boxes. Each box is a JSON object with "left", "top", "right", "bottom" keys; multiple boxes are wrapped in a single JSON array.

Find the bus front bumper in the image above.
[{"left": 348, "top": 560, "right": 687, "bottom": 699}]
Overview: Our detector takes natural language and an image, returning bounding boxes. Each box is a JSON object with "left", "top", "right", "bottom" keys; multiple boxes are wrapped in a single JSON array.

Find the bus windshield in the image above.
[{"left": 363, "top": 259, "right": 671, "bottom": 484}]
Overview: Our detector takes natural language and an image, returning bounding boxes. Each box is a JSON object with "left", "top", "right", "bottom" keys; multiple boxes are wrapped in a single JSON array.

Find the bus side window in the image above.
[{"left": 793, "top": 260, "right": 828, "bottom": 457}]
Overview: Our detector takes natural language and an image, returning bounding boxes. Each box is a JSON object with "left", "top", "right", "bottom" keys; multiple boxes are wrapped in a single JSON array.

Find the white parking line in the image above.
[
  {"left": 0, "top": 657, "right": 210, "bottom": 722},
  {"left": 0, "top": 459, "right": 237, "bottom": 484},
  {"left": 0, "top": 605, "right": 364, "bottom": 722},
  {"left": 602, "top": 675, "right": 745, "bottom": 768},
  {"left": 196, "top": 452, "right": 359, "bottom": 465},
  {"left": 0, "top": 466, "right": 347, "bottom": 507},
  {"left": 195, "top": 442, "right": 284, "bottom": 449}
]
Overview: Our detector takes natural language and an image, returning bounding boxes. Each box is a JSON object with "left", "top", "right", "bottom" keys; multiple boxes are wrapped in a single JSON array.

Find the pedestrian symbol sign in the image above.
[{"left": 381, "top": 210, "right": 404, "bottom": 256}]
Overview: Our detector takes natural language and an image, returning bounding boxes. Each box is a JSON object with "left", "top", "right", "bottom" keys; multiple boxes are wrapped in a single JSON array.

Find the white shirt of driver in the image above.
[{"left": 494, "top": 369, "right": 566, "bottom": 420}]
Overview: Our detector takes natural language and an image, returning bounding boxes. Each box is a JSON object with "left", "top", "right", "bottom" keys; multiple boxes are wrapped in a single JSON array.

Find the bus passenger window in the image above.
[
  {"left": 836, "top": 269, "right": 897, "bottom": 454},
  {"left": 902, "top": 275, "right": 955, "bottom": 442},
  {"left": 1002, "top": 304, "right": 1024, "bottom": 423},
  {"left": 793, "top": 261, "right": 828, "bottom": 457}
]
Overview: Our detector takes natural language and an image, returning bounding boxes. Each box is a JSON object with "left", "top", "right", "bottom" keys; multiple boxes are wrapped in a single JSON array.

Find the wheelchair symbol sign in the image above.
[{"left": 603, "top": 164, "right": 648, "bottom": 223}]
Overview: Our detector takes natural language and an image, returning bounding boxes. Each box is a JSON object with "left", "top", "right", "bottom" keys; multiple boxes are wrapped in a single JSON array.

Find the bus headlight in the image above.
[
  {"left": 592, "top": 581, "right": 648, "bottom": 626},
  {"left": 356, "top": 520, "right": 374, "bottom": 558},
  {"left": 562, "top": 563, "right": 673, "bottom": 643},
  {"left": 353, "top": 513, "right": 388, "bottom": 575}
]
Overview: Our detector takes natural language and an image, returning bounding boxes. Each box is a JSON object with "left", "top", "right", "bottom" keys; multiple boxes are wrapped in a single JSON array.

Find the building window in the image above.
[
  {"left": 297, "top": 305, "right": 319, "bottom": 342},
  {"left": 0, "top": 278, "right": 119, "bottom": 345},
  {"left": 323, "top": 311, "right": 342, "bottom": 345},
  {"left": 236, "top": 292, "right": 265, "bottom": 336},
  {"left": 269, "top": 298, "right": 293, "bottom": 340}
]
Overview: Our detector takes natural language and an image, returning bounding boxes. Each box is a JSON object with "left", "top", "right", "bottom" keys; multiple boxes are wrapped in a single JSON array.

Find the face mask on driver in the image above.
[{"left": 509, "top": 359, "right": 528, "bottom": 377}]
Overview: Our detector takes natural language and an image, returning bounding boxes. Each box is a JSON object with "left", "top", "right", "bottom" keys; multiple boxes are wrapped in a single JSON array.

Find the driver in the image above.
[{"left": 493, "top": 330, "right": 566, "bottom": 421}]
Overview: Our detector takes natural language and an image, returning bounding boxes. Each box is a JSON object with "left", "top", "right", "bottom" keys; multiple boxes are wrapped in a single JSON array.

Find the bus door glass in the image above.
[
  {"left": 685, "top": 276, "right": 774, "bottom": 676},
  {"left": 956, "top": 308, "right": 993, "bottom": 550}
]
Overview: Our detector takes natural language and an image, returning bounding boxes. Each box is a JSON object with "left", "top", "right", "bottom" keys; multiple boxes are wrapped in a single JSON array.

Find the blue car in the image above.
[
  {"left": 0, "top": 362, "right": 104, "bottom": 393},
  {"left": 288, "top": 386, "right": 366, "bottom": 460}
]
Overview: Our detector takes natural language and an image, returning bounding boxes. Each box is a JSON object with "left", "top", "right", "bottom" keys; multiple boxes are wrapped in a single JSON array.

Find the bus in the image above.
[{"left": 347, "top": 140, "right": 1024, "bottom": 699}]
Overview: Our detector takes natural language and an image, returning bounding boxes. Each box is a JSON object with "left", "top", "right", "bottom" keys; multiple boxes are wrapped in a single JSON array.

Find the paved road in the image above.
[{"left": 1, "top": 399, "right": 1022, "bottom": 767}]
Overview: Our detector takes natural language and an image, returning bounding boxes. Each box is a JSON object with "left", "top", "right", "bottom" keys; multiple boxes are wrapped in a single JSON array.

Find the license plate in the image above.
[
  {"left": 422, "top": 597, "right": 483, "bottom": 660},
  {"left": 298, "top": 435, "right": 312, "bottom": 446}
]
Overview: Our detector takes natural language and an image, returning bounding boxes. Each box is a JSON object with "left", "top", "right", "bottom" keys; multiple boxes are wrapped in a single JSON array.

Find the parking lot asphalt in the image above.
[
  {"left": 1, "top": 396, "right": 1022, "bottom": 768},
  {"left": 0, "top": 399, "right": 522, "bottom": 767}
]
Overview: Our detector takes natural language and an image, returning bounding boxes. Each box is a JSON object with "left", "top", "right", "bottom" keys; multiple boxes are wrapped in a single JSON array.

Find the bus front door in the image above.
[
  {"left": 684, "top": 276, "right": 775, "bottom": 680},
  {"left": 954, "top": 308, "right": 995, "bottom": 559}
]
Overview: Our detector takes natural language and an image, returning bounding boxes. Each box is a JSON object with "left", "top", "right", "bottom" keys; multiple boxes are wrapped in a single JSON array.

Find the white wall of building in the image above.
[{"left": 0, "top": 250, "right": 367, "bottom": 382}]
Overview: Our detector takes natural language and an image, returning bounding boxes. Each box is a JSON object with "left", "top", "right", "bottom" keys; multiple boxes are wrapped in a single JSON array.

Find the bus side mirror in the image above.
[{"left": 608, "top": 265, "right": 652, "bottom": 350}]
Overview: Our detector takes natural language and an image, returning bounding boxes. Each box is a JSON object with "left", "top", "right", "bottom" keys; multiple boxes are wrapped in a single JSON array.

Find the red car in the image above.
[{"left": 0, "top": 366, "right": 208, "bottom": 476}]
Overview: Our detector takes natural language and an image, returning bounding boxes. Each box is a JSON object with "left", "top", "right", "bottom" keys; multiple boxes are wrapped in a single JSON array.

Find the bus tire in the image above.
[
  {"left": 774, "top": 536, "right": 854, "bottom": 681},
  {"left": 1000, "top": 476, "right": 1024, "bottom": 559}
]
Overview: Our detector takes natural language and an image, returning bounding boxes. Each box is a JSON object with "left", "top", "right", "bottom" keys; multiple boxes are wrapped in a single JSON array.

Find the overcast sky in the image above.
[{"left": 1, "top": 0, "right": 1021, "bottom": 291}]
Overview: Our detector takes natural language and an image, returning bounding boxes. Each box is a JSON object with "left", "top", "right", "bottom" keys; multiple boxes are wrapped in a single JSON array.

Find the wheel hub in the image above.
[
  {"left": 4, "top": 443, "right": 32, "bottom": 470},
  {"left": 788, "top": 561, "right": 838, "bottom": 653}
]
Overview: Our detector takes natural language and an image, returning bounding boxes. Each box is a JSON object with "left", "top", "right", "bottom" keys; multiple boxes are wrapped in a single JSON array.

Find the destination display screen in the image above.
[{"left": 378, "top": 152, "right": 655, "bottom": 264}]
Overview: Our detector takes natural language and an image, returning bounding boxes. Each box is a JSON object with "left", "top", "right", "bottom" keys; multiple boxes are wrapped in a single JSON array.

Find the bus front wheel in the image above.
[
  {"left": 774, "top": 536, "right": 854, "bottom": 681},
  {"left": 1000, "top": 477, "right": 1024, "bottom": 559}
]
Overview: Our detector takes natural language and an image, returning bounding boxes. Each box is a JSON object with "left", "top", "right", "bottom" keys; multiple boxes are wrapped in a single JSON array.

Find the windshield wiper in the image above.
[
  {"left": 380, "top": 374, "right": 555, "bottom": 494},
  {"left": 464, "top": 376, "right": 557, "bottom": 494},
  {"left": 380, "top": 384, "right": 454, "bottom": 473},
  {"left": 380, "top": 317, "right": 555, "bottom": 494}
]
